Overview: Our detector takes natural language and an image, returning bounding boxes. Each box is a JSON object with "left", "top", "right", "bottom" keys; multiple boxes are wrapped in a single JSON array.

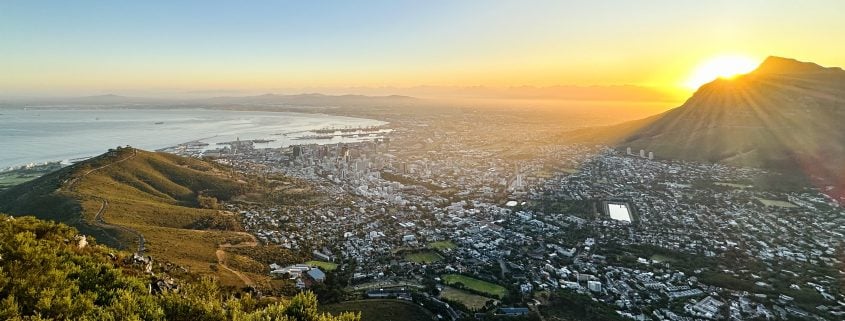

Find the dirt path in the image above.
[
  {"left": 215, "top": 249, "right": 255, "bottom": 287},
  {"left": 67, "top": 150, "right": 259, "bottom": 286},
  {"left": 92, "top": 197, "right": 146, "bottom": 253},
  {"left": 64, "top": 149, "right": 137, "bottom": 190},
  {"left": 65, "top": 149, "right": 146, "bottom": 254},
  {"left": 215, "top": 231, "right": 259, "bottom": 287}
]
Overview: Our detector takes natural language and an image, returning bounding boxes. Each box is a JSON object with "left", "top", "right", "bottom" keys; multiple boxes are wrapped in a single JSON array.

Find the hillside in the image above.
[
  {"left": 563, "top": 57, "right": 845, "bottom": 201},
  {"left": 0, "top": 147, "right": 301, "bottom": 288},
  {"left": 0, "top": 214, "right": 358, "bottom": 321}
]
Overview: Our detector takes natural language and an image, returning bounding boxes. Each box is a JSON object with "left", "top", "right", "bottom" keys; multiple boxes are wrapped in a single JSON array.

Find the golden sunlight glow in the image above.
[{"left": 684, "top": 55, "right": 760, "bottom": 90}]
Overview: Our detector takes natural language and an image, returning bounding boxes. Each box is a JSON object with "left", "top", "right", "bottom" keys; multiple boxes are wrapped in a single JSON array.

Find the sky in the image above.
[{"left": 1, "top": 0, "right": 844, "bottom": 98}]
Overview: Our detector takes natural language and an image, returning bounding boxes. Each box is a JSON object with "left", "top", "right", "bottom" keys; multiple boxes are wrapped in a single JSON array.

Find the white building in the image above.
[{"left": 588, "top": 280, "right": 602, "bottom": 292}]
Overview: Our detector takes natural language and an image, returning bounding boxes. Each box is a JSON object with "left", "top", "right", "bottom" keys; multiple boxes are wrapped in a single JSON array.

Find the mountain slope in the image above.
[
  {"left": 563, "top": 57, "right": 845, "bottom": 201},
  {"left": 0, "top": 214, "right": 357, "bottom": 321},
  {"left": 0, "top": 148, "right": 291, "bottom": 287}
]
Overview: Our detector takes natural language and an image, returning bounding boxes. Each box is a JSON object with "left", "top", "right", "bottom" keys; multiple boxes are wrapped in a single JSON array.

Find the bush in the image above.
[
  {"left": 0, "top": 214, "right": 358, "bottom": 321},
  {"left": 197, "top": 195, "right": 219, "bottom": 210}
]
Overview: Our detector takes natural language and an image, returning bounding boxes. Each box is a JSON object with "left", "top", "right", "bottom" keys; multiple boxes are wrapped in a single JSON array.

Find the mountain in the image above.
[
  {"left": 18, "top": 94, "right": 174, "bottom": 105},
  {"left": 201, "top": 93, "right": 418, "bottom": 107},
  {"left": 0, "top": 147, "right": 303, "bottom": 288},
  {"left": 307, "top": 85, "right": 681, "bottom": 101},
  {"left": 564, "top": 57, "right": 845, "bottom": 201},
  {"left": 4, "top": 93, "right": 418, "bottom": 109}
]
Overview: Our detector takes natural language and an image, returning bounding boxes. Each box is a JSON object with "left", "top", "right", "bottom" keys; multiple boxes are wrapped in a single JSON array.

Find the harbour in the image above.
[{"left": 0, "top": 108, "right": 387, "bottom": 170}]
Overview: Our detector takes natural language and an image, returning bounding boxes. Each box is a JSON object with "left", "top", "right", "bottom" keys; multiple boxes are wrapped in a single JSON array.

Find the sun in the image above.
[{"left": 684, "top": 55, "right": 760, "bottom": 90}]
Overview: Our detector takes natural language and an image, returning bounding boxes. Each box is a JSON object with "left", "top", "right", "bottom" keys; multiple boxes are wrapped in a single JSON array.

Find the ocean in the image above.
[{"left": 0, "top": 107, "right": 387, "bottom": 170}]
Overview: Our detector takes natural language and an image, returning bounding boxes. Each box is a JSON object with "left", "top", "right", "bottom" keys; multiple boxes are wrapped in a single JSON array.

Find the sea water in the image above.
[{"left": 0, "top": 107, "right": 386, "bottom": 170}]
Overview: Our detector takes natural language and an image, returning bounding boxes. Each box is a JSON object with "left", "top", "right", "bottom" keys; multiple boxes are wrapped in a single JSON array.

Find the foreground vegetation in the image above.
[{"left": 0, "top": 214, "right": 358, "bottom": 321}]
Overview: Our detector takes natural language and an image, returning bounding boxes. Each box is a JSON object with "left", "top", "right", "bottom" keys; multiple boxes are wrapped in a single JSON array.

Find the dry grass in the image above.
[
  {"left": 0, "top": 149, "right": 311, "bottom": 289},
  {"left": 70, "top": 150, "right": 264, "bottom": 285}
]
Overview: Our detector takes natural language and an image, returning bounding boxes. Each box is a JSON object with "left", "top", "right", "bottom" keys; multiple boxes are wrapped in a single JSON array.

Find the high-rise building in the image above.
[{"left": 340, "top": 145, "right": 350, "bottom": 160}]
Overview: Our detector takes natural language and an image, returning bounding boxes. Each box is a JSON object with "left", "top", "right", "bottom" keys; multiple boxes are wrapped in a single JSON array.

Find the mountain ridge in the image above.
[
  {"left": 754, "top": 56, "right": 844, "bottom": 75},
  {"left": 3, "top": 92, "right": 420, "bottom": 107},
  {"left": 0, "top": 147, "right": 304, "bottom": 288},
  {"left": 200, "top": 92, "right": 418, "bottom": 106},
  {"left": 563, "top": 56, "right": 845, "bottom": 202}
]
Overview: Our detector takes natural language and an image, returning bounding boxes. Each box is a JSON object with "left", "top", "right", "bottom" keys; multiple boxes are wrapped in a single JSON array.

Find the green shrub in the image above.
[{"left": 0, "top": 214, "right": 358, "bottom": 321}]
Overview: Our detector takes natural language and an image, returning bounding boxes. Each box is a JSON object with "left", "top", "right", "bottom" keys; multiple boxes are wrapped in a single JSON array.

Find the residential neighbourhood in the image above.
[{"left": 167, "top": 112, "right": 845, "bottom": 321}]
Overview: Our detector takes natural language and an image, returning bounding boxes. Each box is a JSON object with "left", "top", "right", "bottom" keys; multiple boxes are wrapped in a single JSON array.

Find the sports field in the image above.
[
  {"left": 442, "top": 274, "right": 507, "bottom": 298},
  {"left": 428, "top": 240, "right": 457, "bottom": 250},
  {"left": 307, "top": 260, "right": 338, "bottom": 271}
]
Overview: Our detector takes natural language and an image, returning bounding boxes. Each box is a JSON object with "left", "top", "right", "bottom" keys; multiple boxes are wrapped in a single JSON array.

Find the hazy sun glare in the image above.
[{"left": 684, "top": 55, "right": 760, "bottom": 90}]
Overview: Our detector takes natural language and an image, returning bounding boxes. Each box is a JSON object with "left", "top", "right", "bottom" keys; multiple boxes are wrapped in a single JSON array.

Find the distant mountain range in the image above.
[
  {"left": 4, "top": 85, "right": 680, "bottom": 105},
  {"left": 315, "top": 84, "right": 681, "bottom": 102},
  {"left": 9, "top": 92, "right": 418, "bottom": 108},
  {"left": 199, "top": 92, "right": 418, "bottom": 107},
  {"left": 565, "top": 56, "right": 845, "bottom": 201}
]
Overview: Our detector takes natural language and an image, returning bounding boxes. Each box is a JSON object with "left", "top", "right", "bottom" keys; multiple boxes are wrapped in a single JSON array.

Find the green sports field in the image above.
[
  {"left": 428, "top": 240, "right": 457, "bottom": 250},
  {"left": 306, "top": 260, "right": 338, "bottom": 271},
  {"left": 441, "top": 274, "right": 507, "bottom": 298}
]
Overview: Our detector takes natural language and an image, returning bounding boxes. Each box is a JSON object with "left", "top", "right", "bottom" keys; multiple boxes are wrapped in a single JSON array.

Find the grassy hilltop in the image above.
[{"left": 0, "top": 147, "right": 303, "bottom": 289}]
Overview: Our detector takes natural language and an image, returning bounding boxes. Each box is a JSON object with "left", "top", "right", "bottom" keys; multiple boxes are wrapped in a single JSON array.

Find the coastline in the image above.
[{"left": 0, "top": 107, "right": 389, "bottom": 171}]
